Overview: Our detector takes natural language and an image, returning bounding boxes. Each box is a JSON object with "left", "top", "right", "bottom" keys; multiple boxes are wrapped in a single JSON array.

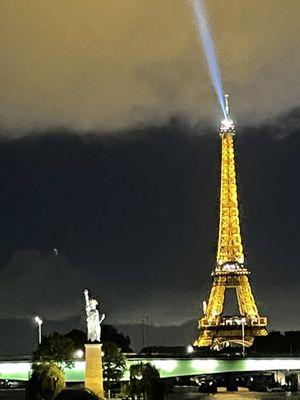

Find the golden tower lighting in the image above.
[{"left": 194, "top": 95, "right": 268, "bottom": 350}]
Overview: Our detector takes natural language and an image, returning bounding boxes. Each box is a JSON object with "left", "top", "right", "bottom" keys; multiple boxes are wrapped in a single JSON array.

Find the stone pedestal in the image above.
[{"left": 85, "top": 343, "right": 104, "bottom": 399}]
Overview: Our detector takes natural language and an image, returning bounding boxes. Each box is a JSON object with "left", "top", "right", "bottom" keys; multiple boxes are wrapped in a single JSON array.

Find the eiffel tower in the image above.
[{"left": 194, "top": 95, "right": 267, "bottom": 350}]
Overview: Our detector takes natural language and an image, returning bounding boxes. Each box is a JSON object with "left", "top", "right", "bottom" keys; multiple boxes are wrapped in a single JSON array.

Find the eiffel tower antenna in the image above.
[
  {"left": 225, "top": 93, "right": 230, "bottom": 117},
  {"left": 194, "top": 95, "right": 268, "bottom": 350}
]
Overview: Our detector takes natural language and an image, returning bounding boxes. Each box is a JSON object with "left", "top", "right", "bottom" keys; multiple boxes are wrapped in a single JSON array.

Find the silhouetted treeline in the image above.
[
  {"left": 65, "top": 324, "right": 132, "bottom": 352},
  {"left": 251, "top": 331, "right": 300, "bottom": 356}
]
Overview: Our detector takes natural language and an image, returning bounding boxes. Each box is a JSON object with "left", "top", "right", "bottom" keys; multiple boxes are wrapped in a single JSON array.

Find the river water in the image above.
[
  {"left": 1, "top": 388, "right": 300, "bottom": 400},
  {"left": 168, "top": 387, "right": 300, "bottom": 400}
]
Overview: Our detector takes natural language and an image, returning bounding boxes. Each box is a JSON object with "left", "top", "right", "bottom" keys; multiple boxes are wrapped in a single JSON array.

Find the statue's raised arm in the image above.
[
  {"left": 84, "top": 289, "right": 90, "bottom": 309},
  {"left": 83, "top": 289, "right": 105, "bottom": 343}
]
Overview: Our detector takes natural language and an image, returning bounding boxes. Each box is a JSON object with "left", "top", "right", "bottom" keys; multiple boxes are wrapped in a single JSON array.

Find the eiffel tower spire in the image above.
[{"left": 194, "top": 96, "right": 267, "bottom": 350}]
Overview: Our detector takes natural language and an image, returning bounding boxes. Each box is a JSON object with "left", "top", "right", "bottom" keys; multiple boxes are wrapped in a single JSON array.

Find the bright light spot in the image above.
[
  {"left": 34, "top": 316, "right": 43, "bottom": 325},
  {"left": 153, "top": 360, "right": 177, "bottom": 373},
  {"left": 192, "top": 359, "right": 218, "bottom": 371},
  {"left": 222, "top": 263, "right": 239, "bottom": 271},
  {"left": 202, "top": 300, "right": 207, "bottom": 314},
  {"left": 187, "top": 345, "right": 194, "bottom": 354},
  {"left": 0, "top": 363, "right": 31, "bottom": 374},
  {"left": 220, "top": 118, "right": 235, "bottom": 133},
  {"left": 73, "top": 361, "right": 85, "bottom": 371},
  {"left": 246, "top": 359, "right": 300, "bottom": 371},
  {"left": 74, "top": 349, "right": 84, "bottom": 359},
  {"left": 247, "top": 359, "right": 280, "bottom": 371}
]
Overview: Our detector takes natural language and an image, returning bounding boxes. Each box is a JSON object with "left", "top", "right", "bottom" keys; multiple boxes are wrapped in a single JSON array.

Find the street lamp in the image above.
[
  {"left": 241, "top": 317, "right": 246, "bottom": 357},
  {"left": 34, "top": 316, "right": 43, "bottom": 345},
  {"left": 74, "top": 349, "right": 84, "bottom": 359},
  {"left": 187, "top": 345, "right": 194, "bottom": 354}
]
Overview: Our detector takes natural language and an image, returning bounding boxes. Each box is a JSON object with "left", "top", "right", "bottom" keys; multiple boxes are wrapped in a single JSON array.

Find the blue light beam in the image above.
[{"left": 190, "top": 0, "right": 227, "bottom": 118}]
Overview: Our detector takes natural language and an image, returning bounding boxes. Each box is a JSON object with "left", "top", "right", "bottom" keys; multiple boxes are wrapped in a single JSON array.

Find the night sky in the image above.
[{"left": 0, "top": 1, "right": 299, "bottom": 353}]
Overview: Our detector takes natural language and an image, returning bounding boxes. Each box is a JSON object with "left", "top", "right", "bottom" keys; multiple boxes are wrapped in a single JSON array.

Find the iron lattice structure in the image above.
[{"left": 194, "top": 120, "right": 267, "bottom": 350}]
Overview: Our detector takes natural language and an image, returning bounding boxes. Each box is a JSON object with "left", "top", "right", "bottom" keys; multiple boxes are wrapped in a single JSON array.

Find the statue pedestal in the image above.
[{"left": 85, "top": 343, "right": 104, "bottom": 399}]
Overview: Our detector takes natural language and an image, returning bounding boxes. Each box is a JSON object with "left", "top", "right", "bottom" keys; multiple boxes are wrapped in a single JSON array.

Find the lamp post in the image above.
[
  {"left": 34, "top": 316, "right": 43, "bottom": 345},
  {"left": 241, "top": 317, "right": 246, "bottom": 357}
]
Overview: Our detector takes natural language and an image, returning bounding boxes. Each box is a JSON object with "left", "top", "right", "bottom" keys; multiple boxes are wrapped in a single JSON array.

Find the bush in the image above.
[
  {"left": 103, "top": 342, "right": 126, "bottom": 391},
  {"left": 26, "top": 362, "right": 66, "bottom": 400},
  {"left": 32, "top": 332, "right": 76, "bottom": 369}
]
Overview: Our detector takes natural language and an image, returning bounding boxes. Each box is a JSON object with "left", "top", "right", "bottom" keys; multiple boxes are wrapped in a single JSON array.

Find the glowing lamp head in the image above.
[
  {"left": 34, "top": 316, "right": 43, "bottom": 325},
  {"left": 187, "top": 345, "right": 194, "bottom": 354},
  {"left": 74, "top": 349, "right": 84, "bottom": 359}
]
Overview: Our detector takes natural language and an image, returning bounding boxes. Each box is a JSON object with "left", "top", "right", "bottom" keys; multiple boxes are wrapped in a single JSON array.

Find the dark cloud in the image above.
[
  {"left": 0, "top": 0, "right": 299, "bottom": 133},
  {"left": 0, "top": 250, "right": 90, "bottom": 320},
  {"left": 0, "top": 108, "right": 298, "bottom": 353}
]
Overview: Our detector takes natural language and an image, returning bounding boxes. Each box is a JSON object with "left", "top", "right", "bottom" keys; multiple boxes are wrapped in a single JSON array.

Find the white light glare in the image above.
[
  {"left": 192, "top": 359, "right": 218, "bottom": 370},
  {"left": 187, "top": 345, "right": 194, "bottom": 354},
  {"left": 34, "top": 316, "right": 43, "bottom": 325},
  {"left": 220, "top": 118, "right": 235, "bottom": 132},
  {"left": 153, "top": 360, "right": 177, "bottom": 373},
  {"left": 74, "top": 349, "right": 84, "bottom": 359}
]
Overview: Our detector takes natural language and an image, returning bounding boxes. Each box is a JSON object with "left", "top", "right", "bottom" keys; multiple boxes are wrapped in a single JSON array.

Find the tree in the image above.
[
  {"left": 129, "top": 363, "right": 164, "bottom": 400},
  {"left": 33, "top": 332, "right": 77, "bottom": 368},
  {"left": 102, "top": 325, "right": 132, "bottom": 352},
  {"left": 26, "top": 362, "right": 65, "bottom": 400},
  {"left": 102, "top": 342, "right": 127, "bottom": 392},
  {"left": 142, "top": 364, "right": 163, "bottom": 400},
  {"left": 129, "top": 363, "right": 144, "bottom": 399},
  {"left": 64, "top": 329, "right": 86, "bottom": 351},
  {"left": 64, "top": 325, "right": 132, "bottom": 353}
]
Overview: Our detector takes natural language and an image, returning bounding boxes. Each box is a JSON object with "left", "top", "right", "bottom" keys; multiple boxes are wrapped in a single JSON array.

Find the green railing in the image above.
[{"left": 1, "top": 358, "right": 300, "bottom": 381}]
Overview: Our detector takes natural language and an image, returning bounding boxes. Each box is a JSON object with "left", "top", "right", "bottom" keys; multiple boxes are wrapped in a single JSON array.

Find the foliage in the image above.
[
  {"left": 102, "top": 324, "right": 132, "bottom": 352},
  {"left": 26, "top": 362, "right": 65, "bottom": 400},
  {"left": 32, "top": 332, "right": 77, "bottom": 368},
  {"left": 142, "top": 363, "right": 161, "bottom": 398},
  {"left": 102, "top": 342, "right": 127, "bottom": 390},
  {"left": 129, "top": 362, "right": 164, "bottom": 400},
  {"left": 64, "top": 325, "right": 132, "bottom": 353},
  {"left": 64, "top": 329, "right": 86, "bottom": 350},
  {"left": 128, "top": 363, "right": 144, "bottom": 399},
  {"left": 252, "top": 331, "right": 300, "bottom": 356}
]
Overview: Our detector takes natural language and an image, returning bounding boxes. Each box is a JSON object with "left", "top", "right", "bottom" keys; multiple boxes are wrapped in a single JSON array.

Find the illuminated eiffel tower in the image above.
[{"left": 194, "top": 95, "right": 267, "bottom": 350}]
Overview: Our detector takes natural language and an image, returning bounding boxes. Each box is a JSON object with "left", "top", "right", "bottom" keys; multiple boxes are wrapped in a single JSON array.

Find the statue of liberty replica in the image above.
[
  {"left": 84, "top": 289, "right": 105, "bottom": 398},
  {"left": 84, "top": 289, "right": 105, "bottom": 342}
]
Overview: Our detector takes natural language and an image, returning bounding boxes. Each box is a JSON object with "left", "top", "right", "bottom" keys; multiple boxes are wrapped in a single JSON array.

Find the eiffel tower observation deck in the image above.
[{"left": 194, "top": 95, "right": 267, "bottom": 350}]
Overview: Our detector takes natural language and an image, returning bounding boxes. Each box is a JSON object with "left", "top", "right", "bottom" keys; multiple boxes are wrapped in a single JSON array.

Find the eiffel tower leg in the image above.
[
  {"left": 194, "top": 276, "right": 226, "bottom": 347},
  {"left": 236, "top": 275, "right": 268, "bottom": 338},
  {"left": 206, "top": 276, "right": 226, "bottom": 319},
  {"left": 236, "top": 275, "right": 259, "bottom": 317}
]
